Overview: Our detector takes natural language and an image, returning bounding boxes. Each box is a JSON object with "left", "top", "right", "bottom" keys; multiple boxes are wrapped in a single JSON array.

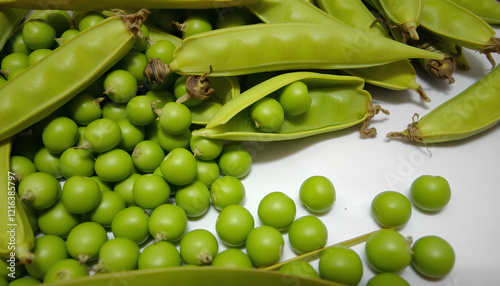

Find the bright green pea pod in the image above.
[
  {"left": 0, "top": 7, "right": 26, "bottom": 50},
  {"left": 376, "top": 0, "right": 422, "bottom": 40},
  {"left": 314, "top": 0, "right": 428, "bottom": 101},
  {"left": 420, "top": 0, "right": 500, "bottom": 64},
  {"left": 0, "top": 10, "right": 149, "bottom": 142},
  {"left": 448, "top": 0, "right": 500, "bottom": 24},
  {"left": 147, "top": 24, "right": 183, "bottom": 47},
  {"left": 162, "top": 22, "right": 443, "bottom": 77},
  {"left": 190, "top": 76, "right": 240, "bottom": 125},
  {"left": 0, "top": 0, "right": 259, "bottom": 10},
  {"left": 387, "top": 64, "right": 500, "bottom": 144},
  {"left": 193, "top": 72, "right": 389, "bottom": 141}
]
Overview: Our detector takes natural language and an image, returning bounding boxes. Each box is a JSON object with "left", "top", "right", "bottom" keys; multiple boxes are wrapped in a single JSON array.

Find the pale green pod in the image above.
[
  {"left": 193, "top": 72, "right": 389, "bottom": 141},
  {"left": 377, "top": 0, "right": 422, "bottom": 40},
  {"left": 387, "top": 64, "right": 500, "bottom": 144},
  {"left": 0, "top": 7, "right": 26, "bottom": 50},
  {"left": 448, "top": 0, "right": 500, "bottom": 24},
  {"left": 165, "top": 22, "right": 443, "bottom": 77}
]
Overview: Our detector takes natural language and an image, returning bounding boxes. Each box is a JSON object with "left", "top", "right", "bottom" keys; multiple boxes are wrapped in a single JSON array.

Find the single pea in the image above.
[
  {"left": 25, "top": 235, "right": 68, "bottom": 280},
  {"left": 88, "top": 190, "right": 126, "bottom": 228},
  {"left": 158, "top": 102, "right": 192, "bottom": 135},
  {"left": 179, "top": 229, "right": 219, "bottom": 266},
  {"left": 78, "top": 11, "right": 106, "bottom": 31},
  {"left": 258, "top": 192, "right": 296, "bottom": 231},
  {"left": 411, "top": 236, "right": 455, "bottom": 278},
  {"left": 66, "top": 221, "right": 108, "bottom": 264},
  {"left": 410, "top": 175, "right": 451, "bottom": 212},
  {"left": 36, "top": 10, "right": 72, "bottom": 37},
  {"left": 195, "top": 158, "right": 220, "bottom": 188},
  {"left": 366, "top": 273, "right": 410, "bottom": 286},
  {"left": 131, "top": 140, "right": 165, "bottom": 173},
  {"left": 103, "top": 69, "right": 138, "bottom": 103},
  {"left": 299, "top": 175, "right": 336, "bottom": 213},
  {"left": 157, "top": 128, "right": 191, "bottom": 152},
  {"left": 371, "top": 191, "right": 412, "bottom": 228},
  {"left": 250, "top": 97, "right": 285, "bottom": 132},
  {"left": 28, "top": 48, "right": 52, "bottom": 66},
  {"left": 90, "top": 176, "right": 114, "bottom": 192},
  {"left": 182, "top": 14, "right": 213, "bottom": 38},
  {"left": 22, "top": 19, "right": 56, "bottom": 50},
  {"left": 38, "top": 200, "right": 80, "bottom": 238},
  {"left": 211, "top": 249, "right": 253, "bottom": 269},
  {"left": 43, "top": 258, "right": 89, "bottom": 283},
  {"left": 1, "top": 52, "right": 29, "bottom": 70},
  {"left": 59, "top": 147, "right": 95, "bottom": 179},
  {"left": 145, "top": 39, "right": 176, "bottom": 64},
  {"left": 61, "top": 176, "right": 102, "bottom": 214},
  {"left": 7, "top": 34, "right": 32, "bottom": 55},
  {"left": 116, "top": 118, "right": 146, "bottom": 152},
  {"left": 102, "top": 101, "right": 128, "bottom": 121},
  {"left": 215, "top": 205, "right": 254, "bottom": 247},
  {"left": 33, "top": 147, "right": 62, "bottom": 178},
  {"left": 217, "top": 144, "right": 252, "bottom": 178},
  {"left": 148, "top": 204, "right": 188, "bottom": 243},
  {"left": 117, "top": 51, "right": 148, "bottom": 84},
  {"left": 56, "top": 29, "right": 79, "bottom": 46},
  {"left": 111, "top": 206, "right": 150, "bottom": 245},
  {"left": 245, "top": 225, "right": 284, "bottom": 267},
  {"left": 279, "top": 260, "right": 319, "bottom": 279},
  {"left": 319, "top": 245, "right": 363, "bottom": 285},
  {"left": 288, "top": 215, "right": 328, "bottom": 254},
  {"left": 138, "top": 241, "right": 181, "bottom": 269},
  {"left": 65, "top": 92, "right": 103, "bottom": 125},
  {"left": 18, "top": 172, "right": 61, "bottom": 210},
  {"left": 126, "top": 95, "right": 157, "bottom": 126},
  {"left": 277, "top": 81, "right": 312, "bottom": 116},
  {"left": 94, "top": 149, "right": 134, "bottom": 182},
  {"left": 9, "top": 155, "right": 37, "bottom": 182},
  {"left": 160, "top": 147, "right": 197, "bottom": 186},
  {"left": 132, "top": 174, "right": 171, "bottom": 210},
  {"left": 96, "top": 237, "right": 140, "bottom": 272},
  {"left": 82, "top": 118, "right": 122, "bottom": 153},
  {"left": 7, "top": 68, "right": 26, "bottom": 80},
  {"left": 175, "top": 180, "right": 211, "bottom": 217},
  {"left": 190, "top": 135, "right": 224, "bottom": 160},
  {"left": 210, "top": 176, "right": 246, "bottom": 210}
]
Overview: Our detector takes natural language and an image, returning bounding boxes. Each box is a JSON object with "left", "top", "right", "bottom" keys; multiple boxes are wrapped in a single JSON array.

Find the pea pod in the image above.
[
  {"left": 0, "top": 10, "right": 150, "bottom": 142},
  {"left": 154, "top": 22, "right": 443, "bottom": 79},
  {"left": 146, "top": 24, "right": 182, "bottom": 47},
  {"left": 190, "top": 76, "right": 240, "bottom": 125},
  {"left": 0, "top": 138, "right": 35, "bottom": 263},
  {"left": 448, "top": 0, "right": 500, "bottom": 24},
  {"left": 387, "top": 64, "right": 500, "bottom": 144},
  {"left": 314, "top": 0, "right": 428, "bottom": 101},
  {"left": 419, "top": 0, "right": 500, "bottom": 64},
  {"left": 0, "top": 0, "right": 259, "bottom": 10},
  {"left": 373, "top": 0, "right": 422, "bottom": 40},
  {"left": 192, "top": 72, "right": 389, "bottom": 141},
  {"left": 0, "top": 7, "right": 26, "bottom": 50}
]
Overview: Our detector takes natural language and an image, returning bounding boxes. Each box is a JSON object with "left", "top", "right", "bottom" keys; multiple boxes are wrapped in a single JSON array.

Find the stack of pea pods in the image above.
[{"left": 0, "top": 0, "right": 499, "bottom": 285}]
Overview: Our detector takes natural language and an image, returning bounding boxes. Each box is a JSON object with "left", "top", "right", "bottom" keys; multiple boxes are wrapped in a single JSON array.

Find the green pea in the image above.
[
  {"left": 175, "top": 180, "right": 211, "bottom": 217},
  {"left": 66, "top": 92, "right": 104, "bottom": 125},
  {"left": 158, "top": 102, "right": 192, "bottom": 135},
  {"left": 145, "top": 39, "right": 176, "bottom": 64},
  {"left": 1, "top": 52, "right": 29, "bottom": 70},
  {"left": 145, "top": 89, "right": 176, "bottom": 109},
  {"left": 190, "top": 135, "right": 223, "bottom": 160},
  {"left": 56, "top": 29, "right": 80, "bottom": 46},
  {"left": 59, "top": 147, "right": 95, "bottom": 179},
  {"left": 117, "top": 51, "right": 148, "bottom": 84},
  {"left": 181, "top": 14, "right": 213, "bottom": 38},
  {"left": 116, "top": 119, "right": 146, "bottom": 152},
  {"left": 157, "top": 127, "right": 192, "bottom": 152},
  {"left": 103, "top": 69, "right": 138, "bottom": 103},
  {"left": 127, "top": 95, "right": 157, "bottom": 126},
  {"left": 276, "top": 81, "right": 311, "bottom": 116},
  {"left": 114, "top": 173, "right": 141, "bottom": 206},
  {"left": 82, "top": 118, "right": 122, "bottom": 153},
  {"left": 132, "top": 140, "right": 165, "bottom": 173},
  {"left": 33, "top": 147, "right": 62, "bottom": 179},
  {"left": 28, "top": 48, "right": 52, "bottom": 66},
  {"left": 22, "top": 19, "right": 56, "bottom": 50},
  {"left": 88, "top": 190, "right": 126, "bottom": 228},
  {"left": 250, "top": 97, "right": 285, "bottom": 132},
  {"left": 9, "top": 155, "right": 37, "bottom": 182},
  {"left": 78, "top": 11, "right": 106, "bottom": 31},
  {"left": 217, "top": 144, "right": 252, "bottom": 179},
  {"left": 194, "top": 158, "right": 220, "bottom": 188},
  {"left": 95, "top": 149, "right": 134, "bottom": 182},
  {"left": 132, "top": 173, "right": 171, "bottom": 210}
]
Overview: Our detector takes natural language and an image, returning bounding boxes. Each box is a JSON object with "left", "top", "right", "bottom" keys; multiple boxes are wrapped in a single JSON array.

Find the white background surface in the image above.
[{"left": 186, "top": 28, "right": 500, "bottom": 285}]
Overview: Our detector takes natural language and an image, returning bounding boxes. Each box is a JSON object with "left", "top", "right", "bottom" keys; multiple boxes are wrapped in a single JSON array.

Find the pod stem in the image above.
[
  {"left": 260, "top": 229, "right": 378, "bottom": 271},
  {"left": 360, "top": 104, "right": 390, "bottom": 138},
  {"left": 481, "top": 37, "right": 500, "bottom": 68},
  {"left": 386, "top": 113, "right": 432, "bottom": 156},
  {"left": 425, "top": 58, "right": 456, "bottom": 84},
  {"left": 403, "top": 21, "right": 419, "bottom": 41},
  {"left": 116, "top": 9, "right": 151, "bottom": 37},
  {"left": 176, "top": 66, "right": 215, "bottom": 104},
  {"left": 143, "top": 58, "right": 170, "bottom": 85}
]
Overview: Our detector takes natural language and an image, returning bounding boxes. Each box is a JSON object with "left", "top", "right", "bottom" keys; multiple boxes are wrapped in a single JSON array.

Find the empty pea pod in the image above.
[
  {"left": 192, "top": 72, "right": 389, "bottom": 141},
  {"left": 150, "top": 22, "right": 443, "bottom": 79},
  {"left": 387, "top": 64, "right": 500, "bottom": 145},
  {"left": 419, "top": 0, "right": 500, "bottom": 65},
  {"left": 448, "top": 0, "right": 500, "bottom": 24},
  {"left": 0, "top": 9, "right": 149, "bottom": 142},
  {"left": 0, "top": 0, "right": 260, "bottom": 10},
  {"left": 314, "top": 0, "right": 428, "bottom": 101}
]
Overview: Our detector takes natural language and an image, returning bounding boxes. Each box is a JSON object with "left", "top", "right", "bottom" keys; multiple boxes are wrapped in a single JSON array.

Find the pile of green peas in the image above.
[{"left": 1, "top": 8, "right": 455, "bottom": 286}]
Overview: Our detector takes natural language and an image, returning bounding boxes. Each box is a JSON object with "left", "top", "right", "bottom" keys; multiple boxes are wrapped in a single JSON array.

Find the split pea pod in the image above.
[
  {"left": 372, "top": 0, "right": 422, "bottom": 40},
  {"left": 192, "top": 72, "right": 389, "bottom": 141},
  {"left": 153, "top": 22, "right": 443, "bottom": 79},
  {"left": 314, "top": 0, "right": 428, "bottom": 101},
  {"left": 0, "top": 0, "right": 259, "bottom": 10},
  {"left": 419, "top": 0, "right": 500, "bottom": 65},
  {"left": 387, "top": 64, "right": 500, "bottom": 144},
  {"left": 0, "top": 7, "right": 26, "bottom": 50},
  {"left": 0, "top": 9, "right": 149, "bottom": 142},
  {"left": 0, "top": 138, "right": 35, "bottom": 263},
  {"left": 448, "top": 0, "right": 500, "bottom": 24}
]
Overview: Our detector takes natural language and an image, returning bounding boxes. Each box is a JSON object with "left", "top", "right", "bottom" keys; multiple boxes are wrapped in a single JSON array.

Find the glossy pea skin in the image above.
[
  {"left": 146, "top": 39, "right": 176, "bottom": 64},
  {"left": 194, "top": 158, "right": 220, "bottom": 188},
  {"left": 114, "top": 173, "right": 141, "bottom": 206},
  {"left": 28, "top": 48, "right": 52, "bottom": 66},
  {"left": 215, "top": 205, "right": 254, "bottom": 247},
  {"left": 410, "top": 175, "right": 451, "bottom": 211},
  {"left": 138, "top": 241, "right": 181, "bottom": 269},
  {"left": 6, "top": 34, "right": 32, "bottom": 55},
  {"left": 258, "top": 192, "right": 296, "bottom": 231},
  {"left": 133, "top": 25, "right": 149, "bottom": 52},
  {"left": 211, "top": 249, "right": 253, "bottom": 269},
  {"left": 65, "top": 92, "right": 103, "bottom": 125},
  {"left": 279, "top": 260, "right": 319, "bottom": 279},
  {"left": 411, "top": 236, "right": 455, "bottom": 278},
  {"left": 148, "top": 204, "right": 188, "bottom": 243},
  {"left": 66, "top": 221, "right": 108, "bottom": 263},
  {"left": 102, "top": 101, "right": 128, "bottom": 121},
  {"left": 126, "top": 95, "right": 157, "bottom": 126},
  {"left": 190, "top": 135, "right": 224, "bottom": 160},
  {"left": 288, "top": 215, "right": 328, "bottom": 254},
  {"left": 25, "top": 235, "right": 68, "bottom": 280},
  {"left": 182, "top": 14, "right": 213, "bottom": 38},
  {"left": 365, "top": 229, "right": 412, "bottom": 273},
  {"left": 371, "top": 191, "right": 412, "bottom": 228},
  {"left": 97, "top": 237, "right": 141, "bottom": 272},
  {"left": 250, "top": 97, "right": 285, "bottom": 132},
  {"left": 366, "top": 272, "right": 410, "bottom": 286},
  {"left": 179, "top": 229, "right": 219, "bottom": 266},
  {"left": 160, "top": 147, "right": 197, "bottom": 186},
  {"left": 17, "top": 172, "right": 60, "bottom": 210},
  {"left": 33, "top": 147, "right": 62, "bottom": 178},
  {"left": 245, "top": 225, "right": 284, "bottom": 267},
  {"left": 116, "top": 118, "right": 146, "bottom": 152},
  {"left": 175, "top": 180, "right": 211, "bottom": 217},
  {"left": 111, "top": 206, "right": 150, "bottom": 245},
  {"left": 59, "top": 147, "right": 95, "bottom": 178},
  {"left": 132, "top": 140, "right": 165, "bottom": 173},
  {"left": 22, "top": 19, "right": 56, "bottom": 50},
  {"left": 61, "top": 175, "right": 102, "bottom": 214},
  {"left": 277, "top": 81, "right": 312, "bottom": 116},
  {"left": 57, "top": 29, "right": 80, "bottom": 46},
  {"left": 103, "top": 69, "right": 138, "bottom": 103},
  {"left": 83, "top": 118, "right": 122, "bottom": 153},
  {"left": 158, "top": 102, "right": 193, "bottom": 135},
  {"left": 88, "top": 190, "right": 126, "bottom": 227},
  {"left": 1, "top": 52, "right": 29, "bottom": 71},
  {"left": 38, "top": 200, "right": 80, "bottom": 238},
  {"left": 42, "top": 116, "right": 79, "bottom": 154},
  {"left": 318, "top": 245, "right": 363, "bottom": 285},
  {"left": 8, "top": 277, "right": 42, "bottom": 286},
  {"left": 217, "top": 144, "right": 252, "bottom": 178},
  {"left": 299, "top": 175, "right": 336, "bottom": 213},
  {"left": 43, "top": 258, "right": 89, "bottom": 283},
  {"left": 132, "top": 174, "right": 171, "bottom": 210},
  {"left": 210, "top": 175, "right": 246, "bottom": 210},
  {"left": 157, "top": 127, "right": 192, "bottom": 152},
  {"left": 116, "top": 51, "right": 148, "bottom": 84},
  {"left": 95, "top": 149, "right": 134, "bottom": 182},
  {"left": 78, "top": 11, "right": 106, "bottom": 31},
  {"left": 9, "top": 155, "right": 37, "bottom": 182}
]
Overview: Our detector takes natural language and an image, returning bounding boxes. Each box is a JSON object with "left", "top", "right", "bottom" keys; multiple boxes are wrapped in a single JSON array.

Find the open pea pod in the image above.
[
  {"left": 190, "top": 76, "right": 240, "bottom": 125},
  {"left": 192, "top": 72, "right": 388, "bottom": 141},
  {"left": 146, "top": 24, "right": 183, "bottom": 47},
  {"left": 0, "top": 7, "right": 26, "bottom": 50}
]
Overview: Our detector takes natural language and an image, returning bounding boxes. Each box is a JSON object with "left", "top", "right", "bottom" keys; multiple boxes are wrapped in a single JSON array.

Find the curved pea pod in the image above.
[
  {"left": 247, "top": 0, "right": 428, "bottom": 101},
  {"left": 376, "top": 0, "right": 422, "bottom": 40},
  {"left": 420, "top": 0, "right": 500, "bottom": 65},
  {"left": 192, "top": 72, "right": 389, "bottom": 141},
  {"left": 146, "top": 24, "right": 183, "bottom": 47},
  {"left": 41, "top": 267, "right": 344, "bottom": 286},
  {"left": 0, "top": 7, "right": 26, "bottom": 50},
  {"left": 0, "top": 0, "right": 260, "bottom": 10},
  {"left": 448, "top": 0, "right": 500, "bottom": 24},
  {"left": 0, "top": 9, "right": 150, "bottom": 142},
  {"left": 190, "top": 76, "right": 240, "bottom": 125},
  {"left": 387, "top": 64, "right": 500, "bottom": 144},
  {"left": 159, "top": 22, "right": 444, "bottom": 78}
]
